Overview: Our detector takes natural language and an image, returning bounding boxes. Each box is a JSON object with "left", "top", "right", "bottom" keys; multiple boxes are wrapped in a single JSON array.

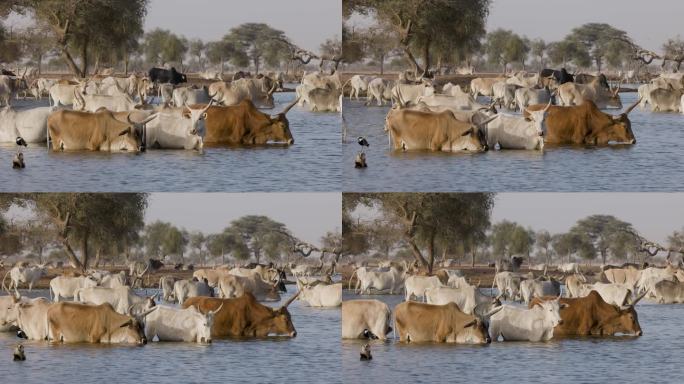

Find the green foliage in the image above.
[
  {"left": 489, "top": 220, "right": 535, "bottom": 258},
  {"left": 222, "top": 23, "right": 290, "bottom": 72},
  {"left": 142, "top": 221, "right": 188, "bottom": 260},
  {"left": 143, "top": 28, "right": 188, "bottom": 66},
  {"left": 570, "top": 215, "right": 637, "bottom": 264},
  {"left": 485, "top": 29, "right": 529, "bottom": 70}
]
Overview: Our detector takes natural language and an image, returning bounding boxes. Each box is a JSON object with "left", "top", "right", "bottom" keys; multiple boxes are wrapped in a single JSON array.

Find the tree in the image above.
[
  {"left": 567, "top": 23, "right": 631, "bottom": 71},
  {"left": 6, "top": 0, "right": 148, "bottom": 77},
  {"left": 530, "top": 38, "right": 546, "bottom": 70},
  {"left": 485, "top": 29, "right": 528, "bottom": 72},
  {"left": 345, "top": 0, "right": 490, "bottom": 76},
  {"left": 143, "top": 28, "right": 188, "bottom": 68},
  {"left": 142, "top": 221, "right": 187, "bottom": 261},
  {"left": 224, "top": 215, "right": 292, "bottom": 263},
  {"left": 570, "top": 215, "right": 637, "bottom": 265},
  {"left": 662, "top": 36, "right": 684, "bottom": 71},
  {"left": 360, "top": 26, "right": 396, "bottom": 74},
  {"left": 341, "top": 25, "right": 365, "bottom": 65},
  {"left": 223, "top": 23, "right": 290, "bottom": 73},
  {"left": 189, "top": 231, "right": 206, "bottom": 266},
  {"left": 535, "top": 230, "right": 552, "bottom": 265},
  {"left": 349, "top": 193, "right": 494, "bottom": 274},
  {"left": 546, "top": 39, "right": 590, "bottom": 68},
  {"left": 0, "top": 193, "right": 147, "bottom": 271},
  {"left": 17, "top": 26, "right": 53, "bottom": 73},
  {"left": 188, "top": 39, "right": 204, "bottom": 70},
  {"left": 205, "top": 40, "right": 242, "bottom": 73},
  {"left": 489, "top": 220, "right": 535, "bottom": 258}
]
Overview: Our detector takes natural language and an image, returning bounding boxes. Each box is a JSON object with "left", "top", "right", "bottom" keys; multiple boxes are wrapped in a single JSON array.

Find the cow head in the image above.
[
  {"left": 191, "top": 303, "right": 222, "bottom": 343},
  {"left": 0, "top": 295, "right": 21, "bottom": 329},
  {"left": 453, "top": 316, "right": 491, "bottom": 344},
  {"left": 264, "top": 97, "right": 298, "bottom": 145},
  {"left": 533, "top": 298, "right": 566, "bottom": 329},
  {"left": 598, "top": 98, "right": 640, "bottom": 145},
  {"left": 122, "top": 112, "right": 159, "bottom": 151},
  {"left": 112, "top": 316, "right": 147, "bottom": 345},
  {"left": 524, "top": 98, "right": 552, "bottom": 136},
  {"left": 455, "top": 115, "right": 497, "bottom": 152},
  {"left": 605, "top": 304, "right": 643, "bottom": 336},
  {"left": 253, "top": 292, "right": 299, "bottom": 337},
  {"left": 602, "top": 80, "right": 623, "bottom": 109}
]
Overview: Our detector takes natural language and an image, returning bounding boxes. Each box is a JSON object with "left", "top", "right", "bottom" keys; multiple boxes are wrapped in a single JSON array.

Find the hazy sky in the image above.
[
  {"left": 487, "top": 0, "right": 683, "bottom": 51},
  {"left": 346, "top": 1, "right": 682, "bottom": 52},
  {"left": 145, "top": 193, "right": 341, "bottom": 246},
  {"left": 3, "top": 0, "right": 341, "bottom": 53},
  {"left": 353, "top": 193, "right": 684, "bottom": 245},
  {"left": 144, "top": 0, "right": 340, "bottom": 52}
]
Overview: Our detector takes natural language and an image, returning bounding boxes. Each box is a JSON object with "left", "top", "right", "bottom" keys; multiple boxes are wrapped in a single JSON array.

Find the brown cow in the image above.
[
  {"left": 47, "top": 109, "right": 152, "bottom": 151},
  {"left": 46, "top": 302, "right": 148, "bottom": 344},
  {"left": 394, "top": 301, "right": 493, "bottom": 343},
  {"left": 182, "top": 292, "right": 298, "bottom": 338},
  {"left": 525, "top": 99, "right": 639, "bottom": 145},
  {"left": 200, "top": 98, "right": 297, "bottom": 145},
  {"left": 384, "top": 108, "right": 493, "bottom": 152},
  {"left": 530, "top": 291, "right": 642, "bottom": 337}
]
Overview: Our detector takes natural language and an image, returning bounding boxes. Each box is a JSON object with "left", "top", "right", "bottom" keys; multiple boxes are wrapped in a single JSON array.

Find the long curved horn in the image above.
[
  {"left": 274, "top": 97, "right": 299, "bottom": 117},
  {"left": 630, "top": 290, "right": 647, "bottom": 306},
  {"left": 267, "top": 81, "right": 277, "bottom": 96},
  {"left": 612, "top": 79, "right": 622, "bottom": 97},
  {"left": 483, "top": 305, "right": 503, "bottom": 318},
  {"left": 542, "top": 97, "right": 553, "bottom": 112},
  {"left": 477, "top": 114, "right": 499, "bottom": 128},
  {"left": 208, "top": 303, "right": 224, "bottom": 316},
  {"left": 279, "top": 290, "right": 301, "bottom": 309},
  {"left": 622, "top": 97, "right": 642, "bottom": 115}
]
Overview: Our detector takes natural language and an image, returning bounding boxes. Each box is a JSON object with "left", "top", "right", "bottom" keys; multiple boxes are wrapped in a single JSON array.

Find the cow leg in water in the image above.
[{"left": 362, "top": 329, "right": 378, "bottom": 340}]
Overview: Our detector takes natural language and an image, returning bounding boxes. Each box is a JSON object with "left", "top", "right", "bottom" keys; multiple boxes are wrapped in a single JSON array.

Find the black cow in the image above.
[
  {"left": 148, "top": 258, "right": 165, "bottom": 271},
  {"left": 1, "top": 69, "right": 17, "bottom": 76},
  {"left": 540, "top": 68, "right": 574, "bottom": 84},
  {"left": 148, "top": 67, "right": 187, "bottom": 85}
]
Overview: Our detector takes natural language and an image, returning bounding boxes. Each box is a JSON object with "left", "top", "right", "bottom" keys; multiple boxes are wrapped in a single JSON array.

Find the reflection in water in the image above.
[
  {"left": 0, "top": 88, "right": 341, "bottom": 192},
  {"left": 343, "top": 91, "right": 684, "bottom": 191},
  {"left": 341, "top": 291, "right": 684, "bottom": 383},
  {"left": 0, "top": 290, "right": 341, "bottom": 382}
]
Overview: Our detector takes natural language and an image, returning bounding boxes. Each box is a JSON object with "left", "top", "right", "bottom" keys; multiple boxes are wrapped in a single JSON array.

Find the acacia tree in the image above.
[
  {"left": 345, "top": 0, "right": 490, "bottom": 76},
  {"left": 535, "top": 230, "right": 553, "bottom": 265},
  {"left": 530, "top": 38, "right": 546, "bottom": 70},
  {"left": 489, "top": 220, "right": 535, "bottom": 258},
  {"left": 222, "top": 215, "right": 292, "bottom": 263},
  {"left": 348, "top": 193, "right": 494, "bottom": 274},
  {"left": 142, "top": 221, "right": 188, "bottom": 262},
  {"left": 360, "top": 25, "right": 397, "bottom": 74},
  {"left": 5, "top": 0, "right": 148, "bottom": 77},
  {"left": 570, "top": 215, "right": 637, "bottom": 265},
  {"left": 485, "top": 29, "right": 529, "bottom": 72},
  {"left": 567, "top": 23, "right": 631, "bottom": 71},
  {"left": 0, "top": 193, "right": 147, "bottom": 271},
  {"left": 143, "top": 28, "right": 188, "bottom": 68},
  {"left": 223, "top": 23, "right": 291, "bottom": 73}
]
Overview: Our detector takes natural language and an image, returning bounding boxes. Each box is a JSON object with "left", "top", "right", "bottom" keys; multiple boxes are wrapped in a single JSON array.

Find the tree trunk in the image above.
[
  {"left": 60, "top": 239, "right": 84, "bottom": 270},
  {"left": 407, "top": 239, "right": 428, "bottom": 267},
  {"left": 471, "top": 248, "right": 476, "bottom": 268},
  {"left": 422, "top": 38, "right": 431, "bottom": 75},
  {"left": 38, "top": 54, "right": 43, "bottom": 75},
  {"left": 427, "top": 232, "right": 435, "bottom": 274},
  {"left": 402, "top": 46, "right": 423, "bottom": 77},
  {"left": 80, "top": 232, "right": 89, "bottom": 271},
  {"left": 93, "top": 247, "right": 102, "bottom": 267},
  {"left": 60, "top": 48, "right": 84, "bottom": 77},
  {"left": 80, "top": 37, "right": 89, "bottom": 77},
  {"left": 380, "top": 54, "right": 385, "bottom": 75}
]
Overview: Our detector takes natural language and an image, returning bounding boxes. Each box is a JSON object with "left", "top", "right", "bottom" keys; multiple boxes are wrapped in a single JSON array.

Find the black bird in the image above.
[
  {"left": 15, "top": 137, "right": 27, "bottom": 147},
  {"left": 12, "top": 152, "right": 25, "bottom": 169},
  {"left": 360, "top": 344, "right": 372, "bottom": 361},
  {"left": 357, "top": 136, "right": 369, "bottom": 147}
]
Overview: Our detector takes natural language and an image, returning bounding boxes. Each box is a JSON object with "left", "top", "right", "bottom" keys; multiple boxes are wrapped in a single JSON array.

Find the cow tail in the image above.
[{"left": 348, "top": 269, "right": 357, "bottom": 291}]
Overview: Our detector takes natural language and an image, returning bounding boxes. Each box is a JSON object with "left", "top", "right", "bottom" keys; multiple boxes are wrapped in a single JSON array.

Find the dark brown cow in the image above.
[
  {"left": 530, "top": 291, "right": 642, "bottom": 337},
  {"left": 525, "top": 99, "right": 639, "bottom": 145},
  {"left": 182, "top": 292, "right": 298, "bottom": 338},
  {"left": 200, "top": 98, "right": 297, "bottom": 145}
]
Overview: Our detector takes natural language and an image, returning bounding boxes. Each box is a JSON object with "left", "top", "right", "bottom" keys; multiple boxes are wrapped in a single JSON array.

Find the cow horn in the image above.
[
  {"left": 477, "top": 114, "right": 499, "bottom": 128},
  {"left": 138, "top": 306, "right": 158, "bottom": 319},
  {"left": 630, "top": 290, "right": 647, "bottom": 306},
  {"left": 279, "top": 291, "right": 300, "bottom": 309},
  {"left": 483, "top": 305, "right": 503, "bottom": 318},
  {"left": 622, "top": 97, "right": 642, "bottom": 116},
  {"left": 267, "top": 81, "right": 277, "bottom": 96},
  {"left": 274, "top": 97, "right": 299, "bottom": 117},
  {"left": 209, "top": 303, "right": 224, "bottom": 316}
]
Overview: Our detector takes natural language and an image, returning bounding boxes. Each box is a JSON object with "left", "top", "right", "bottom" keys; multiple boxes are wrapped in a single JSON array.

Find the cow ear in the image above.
[
  {"left": 463, "top": 319, "right": 477, "bottom": 328},
  {"left": 461, "top": 128, "right": 474, "bottom": 137},
  {"left": 119, "top": 319, "right": 133, "bottom": 328},
  {"left": 118, "top": 127, "right": 132, "bottom": 136},
  {"left": 201, "top": 112, "right": 208, "bottom": 120},
  {"left": 560, "top": 303, "right": 569, "bottom": 309}
]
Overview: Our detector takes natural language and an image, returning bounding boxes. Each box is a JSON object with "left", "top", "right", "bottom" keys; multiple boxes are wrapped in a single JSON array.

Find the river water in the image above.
[
  {"left": 341, "top": 290, "right": 684, "bottom": 383},
  {"left": 0, "top": 289, "right": 341, "bottom": 383},
  {"left": 343, "top": 91, "right": 684, "bottom": 192},
  {"left": 0, "top": 87, "right": 341, "bottom": 192}
]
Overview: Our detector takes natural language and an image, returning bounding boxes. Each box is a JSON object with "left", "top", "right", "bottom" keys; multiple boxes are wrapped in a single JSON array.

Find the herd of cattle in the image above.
[
  {"left": 346, "top": 68, "right": 684, "bottom": 152},
  {"left": 0, "top": 261, "right": 341, "bottom": 345},
  {"left": 342, "top": 261, "right": 684, "bottom": 344},
  {"left": 0, "top": 67, "right": 342, "bottom": 152}
]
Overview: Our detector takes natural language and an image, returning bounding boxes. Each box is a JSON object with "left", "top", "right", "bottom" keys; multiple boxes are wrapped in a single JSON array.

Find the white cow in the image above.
[
  {"left": 0, "top": 107, "right": 52, "bottom": 143},
  {"left": 48, "top": 83, "right": 81, "bottom": 107},
  {"left": 198, "top": 71, "right": 223, "bottom": 81},
  {"left": 586, "top": 283, "right": 633, "bottom": 306},
  {"left": 49, "top": 275, "right": 98, "bottom": 302},
  {"left": 122, "top": 103, "right": 209, "bottom": 150},
  {"left": 99, "top": 271, "right": 128, "bottom": 288},
  {"left": 75, "top": 286, "right": 156, "bottom": 316},
  {"left": 483, "top": 99, "right": 551, "bottom": 150},
  {"left": 0, "top": 294, "right": 23, "bottom": 331},
  {"left": 159, "top": 276, "right": 177, "bottom": 302},
  {"left": 297, "top": 283, "right": 342, "bottom": 307},
  {"left": 8, "top": 265, "right": 48, "bottom": 292},
  {"left": 515, "top": 87, "right": 552, "bottom": 110},
  {"left": 404, "top": 275, "right": 443, "bottom": 301},
  {"left": 416, "top": 92, "right": 487, "bottom": 112},
  {"left": 144, "top": 305, "right": 220, "bottom": 343},
  {"left": 493, "top": 272, "right": 524, "bottom": 301},
  {"left": 425, "top": 286, "right": 501, "bottom": 317},
  {"left": 350, "top": 266, "right": 405, "bottom": 294},
  {"left": 557, "top": 263, "right": 580, "bottom": 273},
  {"left": 73, "top": 90, "right": 141, "bottom": 112},
  {"left": 348, "top": 75, "right": 373, "bottom": 100},
  {"left": 172, "top": 86, "right": 211, "bottom": 107},
  {"left": 341, "top": 299, "right": 392, "bottom": 340},
  {"left": 391, "top": 82, "right": 435, "bottom": 107},
  {"left": 492, "top": 81, "right": 520, "bottom": 110},
  {"left": 174, "top": 279, "right": 213, "bottom": 305},
  {"left": 488, "top": 299, "right": 565, "bottom": 342},
  {"left": 217, "top": 274, "right": 280, "bottom": 302},
  {"left": 520, "top": 279, "right": 561, "bottom": 304},
  {"left": 366, "top": 78, "right": 393, "bottom": 106}
]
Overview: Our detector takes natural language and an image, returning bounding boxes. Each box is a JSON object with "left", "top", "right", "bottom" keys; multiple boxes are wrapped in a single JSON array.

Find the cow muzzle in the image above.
[
  {"left": 287, "top": 138, "right": 294, "bottom": 145},
  {"left": 138, "top": 145, "right": 146, "bottom": 152},
  {"left": 16, "top": 330, "right": 27, "bottom": 339},
  {"left": 485, "top": 336, "right": 491, "bottom": 344},
  {"left": 289, "top": 331, "right": 297, "bottom": 337},
  {"left": 629, "top": 139, "right": 636, "bottom": 144},
  {"left": 139, "top": 337, "right": 147, "bottom": 345},
  {"left": 636, "top": 330, "right": 643, "bottom": 336}
]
